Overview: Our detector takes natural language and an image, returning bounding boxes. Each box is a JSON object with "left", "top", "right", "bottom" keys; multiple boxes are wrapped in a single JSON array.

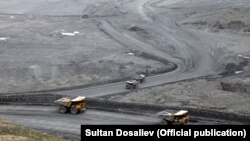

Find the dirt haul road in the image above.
[
  {"left": 0, "top": 105, "right": 242, "bottom": 140},
  {"left": 55, "top": 0, "right": 249, "bottom": 97},
  {"left": 0, "top": 105, "right": 160, "bottom": 140},
  {"left": 0, "top": 0, "right": 249, "bottom": 140},
  {"left": 1, "top": 0, "right": 243, "bottom": 94},
  {"left": 0, "top": 0, "right": 248, "bottom": 95}
]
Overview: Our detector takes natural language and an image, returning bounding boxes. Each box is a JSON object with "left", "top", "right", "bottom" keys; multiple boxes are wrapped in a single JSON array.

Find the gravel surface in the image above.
[
  {"left": 0, "top": 0, "right": 250, "bottom": 140},
  {"left": 108, "top": 77, "right": 250, "bottom": 116},
  {"left": 0, "top": 0, "right": 172, "bottom": 93}
]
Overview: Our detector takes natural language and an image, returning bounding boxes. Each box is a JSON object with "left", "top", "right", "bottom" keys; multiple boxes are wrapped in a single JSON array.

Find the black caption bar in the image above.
[{"left": 81, "top": 125, "right": 249, "bottom": 140}]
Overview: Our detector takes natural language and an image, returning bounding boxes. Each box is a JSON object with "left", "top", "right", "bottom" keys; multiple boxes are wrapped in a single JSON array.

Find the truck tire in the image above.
[
  {"left": 126, "top": 84, "right": 130, "bottom": 89},
  {"left": 130, "top": 85, "right": 135, "bottom": 89},
  {"left": 70, "top": 106, "right": 78, "bottom": 114},
  {"left": 59, "top": 105, "right": 67, "bottom": 114},
  {"left": 80, "top": 107, "right": 87, "bottom": 113}
]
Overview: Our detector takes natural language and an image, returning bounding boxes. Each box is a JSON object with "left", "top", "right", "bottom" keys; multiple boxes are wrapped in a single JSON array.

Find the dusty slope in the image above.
[
  {"left": 108, "top": 0, "right": 250, "bottom": 116},
  {"left": 108, "top": 77, "right": 250, "bottom": 116},
  {"left": 1, "top": 0, "right": 249, "bottom": 93},
  {"left": 179, "top": 7, "right": 250, "bottom": 33},
  {"left": 0, "top": 0, "right": 173, "bottom": 93}
]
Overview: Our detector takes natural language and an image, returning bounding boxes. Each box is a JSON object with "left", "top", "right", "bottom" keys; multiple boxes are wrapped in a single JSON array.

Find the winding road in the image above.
[
  {"left": 56, "top": 0, "right": 218, "bottom": 97},
  {"left": 0, "top": 0, "right": 249, "bottom": 140}
]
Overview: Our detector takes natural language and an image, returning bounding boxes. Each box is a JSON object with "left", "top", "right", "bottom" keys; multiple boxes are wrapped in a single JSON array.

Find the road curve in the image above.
[
  {"left": 0, "top": 0, "right": 245, "bottom": 98},
  {"left": 56, "top": 0, "right": 220, "bottom": 97},
  {"left": 0, "top": 0, "right": 249, "bottom": 140}
]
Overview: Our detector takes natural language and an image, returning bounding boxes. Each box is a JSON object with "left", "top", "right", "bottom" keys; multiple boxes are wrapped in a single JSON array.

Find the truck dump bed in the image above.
[{"left": 54, "top": 96, "right": 86, "bottom": 107}]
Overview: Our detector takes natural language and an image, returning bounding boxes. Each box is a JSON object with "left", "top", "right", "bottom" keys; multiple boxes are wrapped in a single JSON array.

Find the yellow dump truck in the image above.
[
  {"left": 54, "top": 96, "right": 87, "bottom": 114},
  {"left": 157, "top": 110, "right": 189, "bottom": 125}
]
